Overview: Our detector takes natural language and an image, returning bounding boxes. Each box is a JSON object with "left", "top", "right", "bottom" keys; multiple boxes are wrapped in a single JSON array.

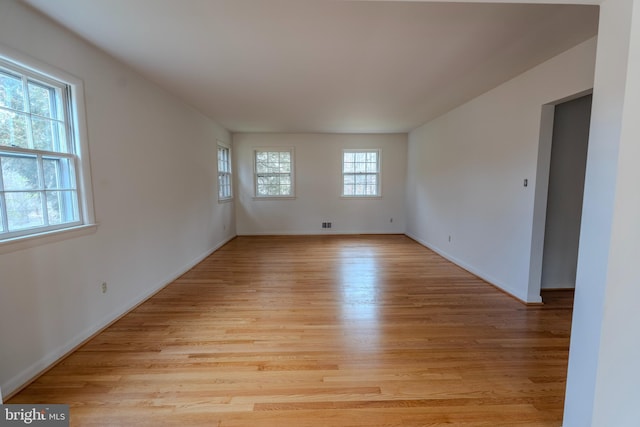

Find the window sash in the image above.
[
  {"left": 0, "top": 148, "right": 81, "bottom": 238},
  {"left": 217, "top": 145, "right": 232, "bottom": 200},
  {"left": 0, "top": 62, "right": 72, "bottom": 155}
]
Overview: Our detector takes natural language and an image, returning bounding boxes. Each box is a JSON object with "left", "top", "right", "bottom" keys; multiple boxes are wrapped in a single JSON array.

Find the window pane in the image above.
[
  {"left": 1, "top": 154, "right": 39, "bottom": 190},
  {"left": 344, "top": 152, "right": 354, "bottom": 163},
  {"left": 343, "top": 162, "right": 353, "bottom": 173},
  {"left": 0, "top": 71, "right": 25, "bottom": 111},
  {"left": 6, "top": 191, "right": 44, "bottom": 231},
  {"left": 269, "top": 184, "right": 280, "bottom": 195},
  {"left": 28, "top": 82, "right": 56, "bottom": 118},
  {"left": 43, "top": 157, "right": 75, "bottom": 189},
  {"left": 0, "top": 110, "right": 29, "bottom": 149},
  {"left": 46, "top": 190, "right": 78, "bottom": 225},
  {"left": 256, "top": 161, "right": 268, "bottom": 173},
  {"left": 32, "top": 117, "right": 66, "bottom": 152}
]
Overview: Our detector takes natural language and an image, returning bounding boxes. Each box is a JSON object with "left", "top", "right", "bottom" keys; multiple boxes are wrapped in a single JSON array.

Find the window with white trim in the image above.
[
  {"left": 342, "top": 149, "right": 381, "bottom": 197},
  {"left": 217, "top": 144, "right": 232, "bottom": 201},
  {"left": 254, "top": 149, "right": 294, "bottom": 197},
  {"left": 0, "top": 57, "right": 90, "bottom": 242}
]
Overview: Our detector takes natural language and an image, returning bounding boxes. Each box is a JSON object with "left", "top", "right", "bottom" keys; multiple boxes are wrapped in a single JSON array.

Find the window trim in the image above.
[
  {"left": 341, "top": 148, "right": 382, "bottom": 198},
  {"left": 217, "top": 141, "right": 233, "bottom": 202},
  {"left": 253, "top": 147, "right": 295, "bottom": 200},
  {"left": 0, "top": 43, "right": 96, "bottom": 251}
]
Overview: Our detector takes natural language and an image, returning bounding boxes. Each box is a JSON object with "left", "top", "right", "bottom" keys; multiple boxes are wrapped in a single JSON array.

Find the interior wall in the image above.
[
  {"left": 233, "top": 133, "right": 407, "bottom": 235},
  {"left": 565, "top": 0, "right": 640, "bottom": 424},
  {"left": 0, "top": 0, "right": 234, "bottom": 396},
  {"left": 406, "top": 37, "right": 597, "bottom": 302},
  {"left": 541, "top": 94, "right": 592, "bottom": 290}
]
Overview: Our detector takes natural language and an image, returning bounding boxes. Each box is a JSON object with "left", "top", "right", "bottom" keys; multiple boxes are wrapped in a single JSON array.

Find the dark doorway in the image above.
[{"left": 541, "top": 94, "right": 592, "bottom": 289}]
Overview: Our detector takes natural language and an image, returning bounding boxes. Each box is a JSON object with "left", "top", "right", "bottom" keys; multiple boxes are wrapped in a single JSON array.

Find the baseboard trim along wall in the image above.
[
  {"left": 3, "top": 235, "right": 237, "bottom": 400},
  {"left": 405, "top": 233, "right": 541, "bottom": 305}
]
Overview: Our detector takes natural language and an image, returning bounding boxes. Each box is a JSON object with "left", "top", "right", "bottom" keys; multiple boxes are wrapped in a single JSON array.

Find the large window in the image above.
[
  {"left": 342, "top": 149, "right": 381, "bottom": 197},
  {"left": 254, "top": 149, "right": 294, "bottom": 198},
  {"left": 0, "top": 55, "right": 91, "bottom": 243},
  {"left": 217, "top": 143, "right": 232, "bottom": 201}
]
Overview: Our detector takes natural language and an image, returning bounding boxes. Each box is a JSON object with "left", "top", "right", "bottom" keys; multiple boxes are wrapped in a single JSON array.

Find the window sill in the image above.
[
  {"left": 0, "top": 223, "right": 98, "bottom": 255},
  {"left": 218, "top": 197, "right": 234, "bottom": 204},
  {"left": 341, "top": 195, "right": 382, "bottom": 199},
  {"left": 252, "top": 196, "right": 297, "bottom": 201}
]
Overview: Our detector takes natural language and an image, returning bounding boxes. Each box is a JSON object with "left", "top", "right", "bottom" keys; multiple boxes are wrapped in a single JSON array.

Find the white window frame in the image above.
[
  {"left": 217, "top": 142, "right": 233, "bottom": 202},
  {"left": 0, "top": 44, "right": 95, "bottom": 253},
  {"left": 253, "top": 148, "right": 295, "bottom": 199},
  {"left": 342, "top": 149, "right": 382, "bottom": 198}
]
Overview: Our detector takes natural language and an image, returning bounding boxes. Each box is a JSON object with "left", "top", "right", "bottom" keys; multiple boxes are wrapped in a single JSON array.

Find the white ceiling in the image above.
[{"left": 22, "top": 0, "right": 598, "bottom": 133}]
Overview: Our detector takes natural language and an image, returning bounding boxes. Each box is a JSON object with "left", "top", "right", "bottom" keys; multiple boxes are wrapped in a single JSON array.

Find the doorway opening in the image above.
[{"left": 528, "top": 92, "right": 592, "bottom": 300}]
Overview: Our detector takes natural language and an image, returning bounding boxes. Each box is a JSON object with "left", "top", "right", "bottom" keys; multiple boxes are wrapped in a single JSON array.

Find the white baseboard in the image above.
[
  {"left": 405, "top": 232, "right": 540, "bottom": 304},
  {"left": 2, "top": 234, "right": 236, "bottom": 399}
]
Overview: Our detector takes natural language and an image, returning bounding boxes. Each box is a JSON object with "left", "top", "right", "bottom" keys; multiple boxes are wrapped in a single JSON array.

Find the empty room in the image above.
[{"left": 1, "top": 0, "right": 639, "bottom": 426}]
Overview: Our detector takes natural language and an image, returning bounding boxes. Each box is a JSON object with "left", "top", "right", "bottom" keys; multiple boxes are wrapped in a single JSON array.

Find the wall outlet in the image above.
[
  {"left": 327, "top": 222, "right": 332, "bottom": 228},
  {"left": 448, "top": 235, "right": 452, "bottom": 243},
  {"left": 101, "top": 282, "right": 107, "bottom": 294},
  {"left": 390, "top": 218, "right": 393, "bottom": 223}
]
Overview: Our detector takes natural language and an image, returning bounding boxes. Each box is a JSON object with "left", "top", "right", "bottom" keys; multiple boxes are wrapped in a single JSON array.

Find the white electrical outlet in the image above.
[{"left": 101, "top": 282, "right": 107, "bottom": 294}]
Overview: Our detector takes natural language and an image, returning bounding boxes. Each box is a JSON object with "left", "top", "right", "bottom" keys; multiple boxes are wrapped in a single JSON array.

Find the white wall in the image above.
[
  {"left": 233, "top": 133, "right": 407, "bottom": 235},
  {"left": 565, "top": 0, "right": 640, "bottom": 425},
  {"left": 406, "top": 37, "right": 597, "bottom": 302},
  {"left": 0, "top": 0, "right": 234, "bottom": 396}
]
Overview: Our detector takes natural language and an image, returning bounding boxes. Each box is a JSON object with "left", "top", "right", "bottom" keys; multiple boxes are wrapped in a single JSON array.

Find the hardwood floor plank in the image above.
[{"left": 8, "top": 235, "right": 573, "bottom": 426}]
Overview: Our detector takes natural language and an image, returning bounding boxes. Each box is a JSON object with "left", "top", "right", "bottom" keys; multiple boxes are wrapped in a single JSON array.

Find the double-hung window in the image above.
[
  {"left": 0, "top": 55, "right": 92, "bottom": 243},
  {"left": 217, "top": 143, "right": 232, "bottom": 201},
  {"left": 254, "top": 149, "right": 294, "bottom": 198},
  {"left": 342, "top": 149, "right": 381, "bottom": 197}
]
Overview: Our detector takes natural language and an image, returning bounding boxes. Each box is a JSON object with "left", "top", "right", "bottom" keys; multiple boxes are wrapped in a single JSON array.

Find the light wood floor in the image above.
[{"left": 9, "top": 235, "right": 574, "bottom": 426}]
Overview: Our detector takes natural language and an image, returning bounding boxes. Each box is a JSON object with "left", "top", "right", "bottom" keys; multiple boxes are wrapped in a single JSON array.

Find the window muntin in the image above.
[
  {"left": 0, "top": 58, "right": 83, "bottom": 241},
  {"left": 217, "top": 144, "right": 232, "bottom": 200},
  {"left": 342, "top": 150, "right": 381, "bottom": 197},
  {"left": 254, "top": 149, "right": 294, "bottom": 197}
]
